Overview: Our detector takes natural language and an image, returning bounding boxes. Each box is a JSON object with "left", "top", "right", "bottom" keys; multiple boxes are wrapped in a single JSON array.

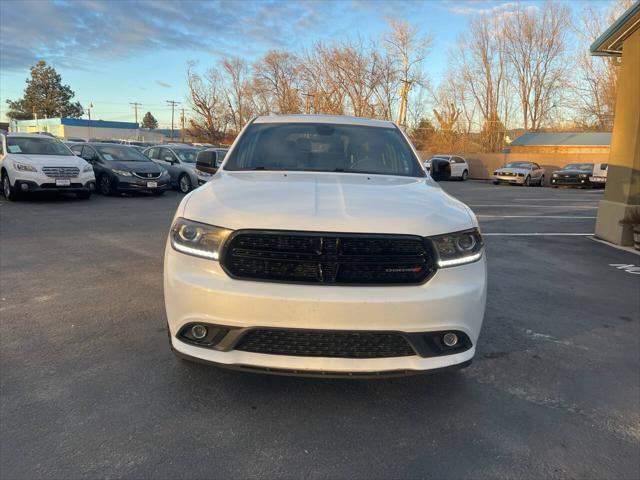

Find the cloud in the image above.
[
  {"left": 0, "top": 0, "right": 341, "bottom": 71},
  {"left": 442, "top": 0, "right": 526, "bottom": 17},
  {"left": 155, "top": 80, "right": 172, "bottom": 88}
]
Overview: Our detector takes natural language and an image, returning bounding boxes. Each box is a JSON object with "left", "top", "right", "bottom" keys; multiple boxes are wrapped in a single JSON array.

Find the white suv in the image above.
[
  {"left": 164, "top": 115, "right": 487, "bottom": 377},
  {"left": 1, "top": 133, "right": 95, "bottom": 200},
  {"left": 426, "top": 155, "right": 469, "bottom": 181}
]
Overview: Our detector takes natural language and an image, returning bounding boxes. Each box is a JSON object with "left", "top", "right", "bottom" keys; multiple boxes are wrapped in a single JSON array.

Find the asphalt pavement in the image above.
[{"left": 1, "top": 181, "right": 638, "bottom": 479}]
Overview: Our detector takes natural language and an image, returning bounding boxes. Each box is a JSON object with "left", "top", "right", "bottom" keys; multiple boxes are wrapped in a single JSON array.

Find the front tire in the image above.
[
  {"left": 492, "top": 180, "right": 499, "bottom": 185},
  {"left": 539, "top": 175, "right": 545, "bottom": 187},
  {"left": 178, "top": 174, "right": 192, "bottom": 193},
  {"left": 523, "top": 175, "right": 531, "bottom": 187},
  {"left": 461, "top": 170, "right": 468, "bottom": 181},
  {"left": 98, "top": 175, "right": 115, "bottom": 196},
  {"left": 2, "top": 173, "right": 20, "bottom": 201}
]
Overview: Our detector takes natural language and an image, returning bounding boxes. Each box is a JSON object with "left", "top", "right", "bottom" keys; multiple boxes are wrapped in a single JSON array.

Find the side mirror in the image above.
[
  {"left": 196, "top": 151, "right": 218, "bottom": 174},
  {"left": 430, "top": 158, "right": 451, "bottom": 182}
]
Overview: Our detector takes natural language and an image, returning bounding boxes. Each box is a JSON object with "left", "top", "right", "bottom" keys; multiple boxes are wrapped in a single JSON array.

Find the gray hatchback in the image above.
[{"left": 143, "top": 144, "right": 202, "bottom": 193}]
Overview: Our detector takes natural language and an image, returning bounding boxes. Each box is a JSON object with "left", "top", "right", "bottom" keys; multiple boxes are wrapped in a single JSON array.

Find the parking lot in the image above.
[{"left": 1, "top": 181, "right": 638, "bottom": 479}]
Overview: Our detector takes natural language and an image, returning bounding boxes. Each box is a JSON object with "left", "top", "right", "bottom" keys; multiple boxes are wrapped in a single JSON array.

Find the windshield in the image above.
[
  {"left": 95, "top": 145, "right": 152, "bottom": 162},
  {"left": 504, "top": 162, "right": 532, "bottom": 168},
  {"left": 563, "top": 163, "right": 593, "bottom": 171},
  {"left": 224, "top": 123, "right": 424, "bottom": 177},
  {"left": 7, "top": 137, "right": 73, "bottom": 156},
  {"left": 172, "top": 148, "right": 198, "bottom": 163}
]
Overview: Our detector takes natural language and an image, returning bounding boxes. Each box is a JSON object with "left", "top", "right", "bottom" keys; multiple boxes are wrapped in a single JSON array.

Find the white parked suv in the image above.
[
  {"left": 1, "top": 133, "right": 95, "bottom": 200},
  {"left": 164, "top": 115, "right": 487, "bottom": 377},
  {"left": 425, "top": 155, "right": 469, "bottom": 181}
]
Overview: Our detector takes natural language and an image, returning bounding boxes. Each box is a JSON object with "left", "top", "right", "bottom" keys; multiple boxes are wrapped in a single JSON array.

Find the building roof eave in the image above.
[{"left": 590, "top": 2, "right": 640, "bottom": 57}]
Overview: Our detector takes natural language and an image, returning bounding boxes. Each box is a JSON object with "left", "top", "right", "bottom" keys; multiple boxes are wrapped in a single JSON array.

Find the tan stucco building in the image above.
[{"left": 591, "top": 2, "right": 640, "bottom": 247}]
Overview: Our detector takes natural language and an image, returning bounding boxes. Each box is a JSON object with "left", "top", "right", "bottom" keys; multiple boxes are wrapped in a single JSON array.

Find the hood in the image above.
[
  {"left": 182, "top": 171, "right": 476, "bottom": 236},
  {"left": 496, "top": 167, "right": 529, "bottom": 175},
  {"left": 9, "top": 154, "right": 87, "bottom": 168},
  {"left": 110, "top": 161, "right": 162, "bottom": 173}
]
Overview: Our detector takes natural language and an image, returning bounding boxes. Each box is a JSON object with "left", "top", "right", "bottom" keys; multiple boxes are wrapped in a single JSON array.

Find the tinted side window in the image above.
[
  {"left": 147, "top": 148, "right": 158, "bottom": 159},
  {"left": 71, "top": 145, "right": 83, "bottom": 154},
  {"left": 81, "top": 146, "right": 96, "bottom": 161}
]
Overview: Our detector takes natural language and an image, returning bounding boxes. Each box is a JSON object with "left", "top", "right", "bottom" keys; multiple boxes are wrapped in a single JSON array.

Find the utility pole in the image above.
[
  {"left": 86, "top": 102, "right": 93, "bottom": 140},
  {"left": 130, "top": 102, "right": 142, "bottom": 140},
  {"left": 302, "top": 92, "right": 315, "bottom": 114},
  {"left": 130, "top": 102, "right": 142, "bottom": 124},
  {"left": 166, "top": 100, "right": 179, "bottom": 141},
  {"left": 180, "top": 108, "right": 186, "bottom": 143}
]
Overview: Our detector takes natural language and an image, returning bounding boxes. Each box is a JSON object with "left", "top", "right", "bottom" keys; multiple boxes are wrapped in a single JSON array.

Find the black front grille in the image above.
[
  {"left": 235, "top": 329, "right": 415, "bottom": 358},
  {"left": 133, "top": 171, "right": 161, "bottom": 179},
  {"left": 554, "top": 176, "right": 581, "bottom": 184},
  {"left": 221, "top": 231, "right": 435, "bottom": 285}
]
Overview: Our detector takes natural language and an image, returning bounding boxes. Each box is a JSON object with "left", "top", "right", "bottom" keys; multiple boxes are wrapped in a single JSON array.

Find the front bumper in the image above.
[
  {"left": 493, "top": 175, "right": 525, "bottom": 184},
  {"left": 550, "top": 176, "right": 589, "bottom": 187},
  {"left": 115, "top": 177, "right": 171, "bottom": 192},
  {"left": 164, "top": 246, "right": 487, "bottom": 375},
  {"left": 14, "top": 179, "right": 95, "bottom": 193},
  {"left": 11, "top": 170, "right": 96, "bottom": 193}
]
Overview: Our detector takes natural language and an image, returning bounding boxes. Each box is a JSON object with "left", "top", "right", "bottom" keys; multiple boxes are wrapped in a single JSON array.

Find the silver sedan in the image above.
[{"left": 493, "top": 161, "right": 545, "bottom": 187}]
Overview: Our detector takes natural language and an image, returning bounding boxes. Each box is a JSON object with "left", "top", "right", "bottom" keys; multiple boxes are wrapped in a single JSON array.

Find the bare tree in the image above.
[
  {"left": 384, "top": 19, "right": 432, "bottom": 127},
  {"left": 221, "top": 57, "right": 253, "bottom": 133},
  {"left": 454, "top": 14, "right": 509, "bottom": 151},
  {"left": 253, "top": 50, "right": 301, "bottom": 114},
  {"left": 501, "top": 1, "right": 570, "bottom": 131},
  {"left": 569, "top": 0, "right": 632, "bottom": 130},
  {"left": 186, "top": 62, "right": 228, "bottom": 141}
]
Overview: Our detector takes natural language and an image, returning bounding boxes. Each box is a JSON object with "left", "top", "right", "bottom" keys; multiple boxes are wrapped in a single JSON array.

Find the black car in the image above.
[
  {"left": 550, "top": 163, "right": 595, "bottom": 188},
  {"left": 70, "top": 143, "right": 171, "bottom": 195}
]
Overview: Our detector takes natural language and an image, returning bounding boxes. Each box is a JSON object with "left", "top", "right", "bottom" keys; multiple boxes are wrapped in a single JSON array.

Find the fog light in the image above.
[
  {"left": 20, "top": 183, "right": 29, "bottom": 191},
  {"left": 191, "top": 324, "right": 207, "bottom": 340},
  {"left": 443, "top": 332, "right": 458, "bottom": 347}
]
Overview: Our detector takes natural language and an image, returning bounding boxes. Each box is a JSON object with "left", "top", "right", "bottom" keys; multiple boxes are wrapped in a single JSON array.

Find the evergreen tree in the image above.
[
  {"left": 6, "top": 61, "right": 83, "bottom": 120},
  {"left": 141, "top": 111, "right": 158, "bottom": 129}
]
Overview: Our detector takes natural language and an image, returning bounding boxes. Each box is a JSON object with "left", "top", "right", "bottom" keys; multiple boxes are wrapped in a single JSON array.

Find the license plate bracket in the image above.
[{"left": 55, "top": 179, "right": 71, "bottom": 187}]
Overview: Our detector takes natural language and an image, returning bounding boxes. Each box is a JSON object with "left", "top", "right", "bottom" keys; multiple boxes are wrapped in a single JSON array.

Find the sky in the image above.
[{"left": 0, "top": 0, "right": 613, "bottom": 127}]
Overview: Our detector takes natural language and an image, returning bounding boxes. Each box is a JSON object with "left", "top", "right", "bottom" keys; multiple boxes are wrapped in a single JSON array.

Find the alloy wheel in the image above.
[
  {"left": 3, "top": 176, "right": 11, "bottom": 198},
  {"left": 99, "top": 176, "right": 112, "bottom": 195},
  {"left": 179, "top": 175, "right": 191, "bottom": 193}
]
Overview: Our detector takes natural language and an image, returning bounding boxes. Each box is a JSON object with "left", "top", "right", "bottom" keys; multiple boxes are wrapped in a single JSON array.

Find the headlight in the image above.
[
  {"left": 579, "top": 174, "right": 588, "bottom": 178},
  {"left": 112, "top": 169, "right": 132, "bottom": 177},
  {"left": 14, "top": 162, "right": 37, "bottom": 172},
  {"left": 170, "top": 218, "right": 232, "bottom": 260},
  {"left": 429, "top": 228, "right": 483, "bottom": 268},
  {"left": 552, "top": 173, "right": 558, "bottom": 178},
  {"left": 82, "top": 164, "right": 93, "bottom": 173}
]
